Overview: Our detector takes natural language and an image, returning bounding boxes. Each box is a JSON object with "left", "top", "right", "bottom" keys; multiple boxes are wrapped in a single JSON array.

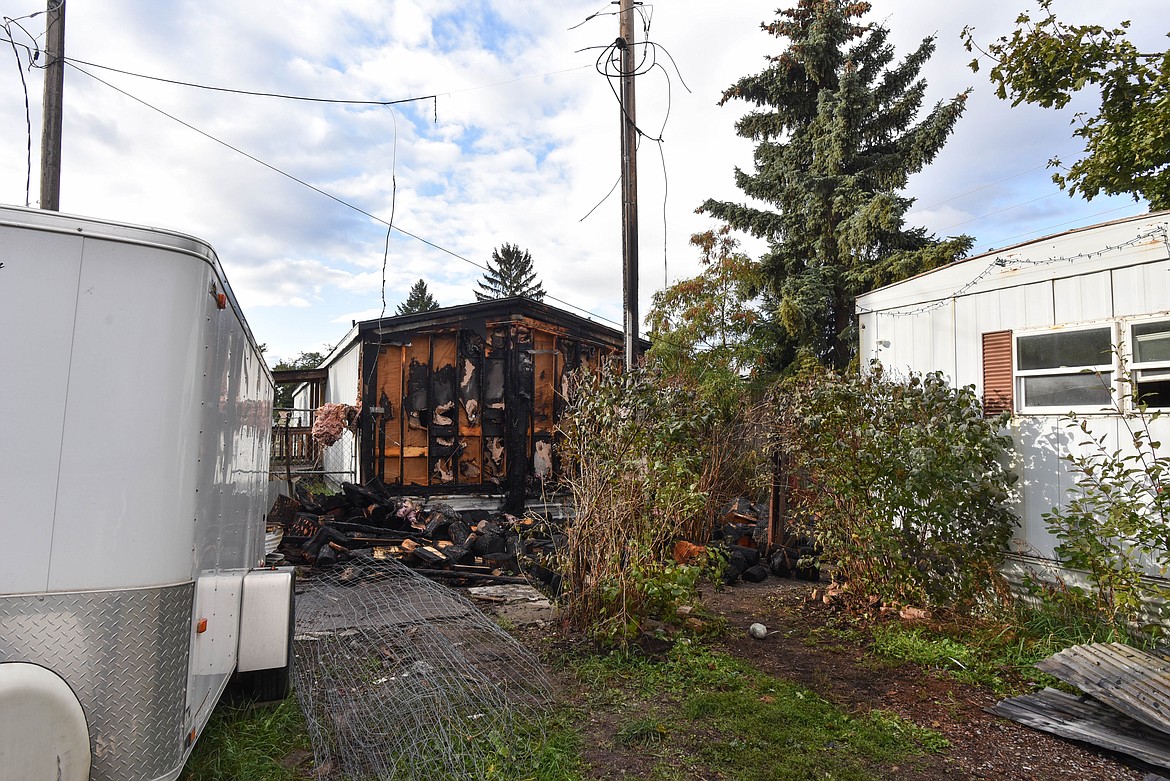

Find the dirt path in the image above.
[{"left": 705, "top": 579, "right": 1143, "bottom": 781}]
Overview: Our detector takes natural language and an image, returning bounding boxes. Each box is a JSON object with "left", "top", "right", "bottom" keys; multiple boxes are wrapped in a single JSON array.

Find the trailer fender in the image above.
[
  {"left": 0, "top": 662, "right": 91, "bottom": 781},
  {"left": 236, "top": 568, "right": 294, "bottom": 672}
]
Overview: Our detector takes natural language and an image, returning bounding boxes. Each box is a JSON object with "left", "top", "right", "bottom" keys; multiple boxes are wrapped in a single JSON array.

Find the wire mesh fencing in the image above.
[{"left": 291, "top": 555, "right": 554, "bottom": 780}]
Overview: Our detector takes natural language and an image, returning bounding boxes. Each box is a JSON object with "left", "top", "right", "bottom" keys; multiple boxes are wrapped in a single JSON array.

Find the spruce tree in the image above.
[
  {"left": 474, "top": 243, "right": 546, "bottom": 301},
  {"left": 395, "top": 279, "right": 440, "bottom": 314},
  {"left": 700, "top": 0, "right": 973, "bottom": 370}
]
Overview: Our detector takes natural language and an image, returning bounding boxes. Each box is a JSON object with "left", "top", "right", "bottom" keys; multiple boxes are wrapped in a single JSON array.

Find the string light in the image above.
[{"left": 857, "top": 225, "right": 1170, "bottom": 318}]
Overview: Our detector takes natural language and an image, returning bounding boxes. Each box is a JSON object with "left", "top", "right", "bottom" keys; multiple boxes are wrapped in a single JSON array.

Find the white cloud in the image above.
[{"left": 0, "top": 0, "right": 1163, "bottom": 358}]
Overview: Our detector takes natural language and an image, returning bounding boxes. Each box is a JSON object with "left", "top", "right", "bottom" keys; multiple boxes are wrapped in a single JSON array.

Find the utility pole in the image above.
[
  {"left": 618, "top": 0, "right": 640, "bottom": 369},
  {"left": 39, "top": 0, "right": 66, "bottom": 211}
]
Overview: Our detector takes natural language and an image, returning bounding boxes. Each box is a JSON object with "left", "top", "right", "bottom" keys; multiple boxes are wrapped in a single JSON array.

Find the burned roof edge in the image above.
[{"left": 356, "top": 297, "right": 628, "bottom": 346}]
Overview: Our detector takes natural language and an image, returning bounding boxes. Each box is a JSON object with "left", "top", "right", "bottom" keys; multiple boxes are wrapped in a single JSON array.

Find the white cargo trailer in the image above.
[{"left": 0, "top": 206, "right": 295, "bottom": 781}]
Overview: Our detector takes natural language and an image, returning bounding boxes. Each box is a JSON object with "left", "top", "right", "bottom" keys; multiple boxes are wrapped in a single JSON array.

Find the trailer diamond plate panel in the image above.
[{"left": 0, "top": 583, "right": 193, "bottom": 781}]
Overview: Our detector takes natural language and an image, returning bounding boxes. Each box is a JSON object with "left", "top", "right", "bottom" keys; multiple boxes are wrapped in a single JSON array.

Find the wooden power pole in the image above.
[
  {"left": 40, "top": 0, "right": 66, "bottom": 211},
  {"left": 619, "top": 0, "right": 640, "bottom": 369}
]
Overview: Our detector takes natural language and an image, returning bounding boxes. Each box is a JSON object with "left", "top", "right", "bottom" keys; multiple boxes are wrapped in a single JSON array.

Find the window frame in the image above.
[
  {"left": 1014, "top": 322, "right": 1118, "bottom": 414},
  {"left": 1126, "top": 315, "right": 1170, "bottom": 408}
]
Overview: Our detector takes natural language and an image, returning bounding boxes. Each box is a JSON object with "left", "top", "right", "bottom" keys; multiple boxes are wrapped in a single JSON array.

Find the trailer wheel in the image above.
[{"left": 229, "top": 583, "right": 295, "bottom": 703}]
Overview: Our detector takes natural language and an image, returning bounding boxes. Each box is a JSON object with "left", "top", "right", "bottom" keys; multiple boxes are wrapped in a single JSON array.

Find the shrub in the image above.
[
  {"left": 770, "top": 363, "right": 1018, "bottom": 611},
  {"left": 1042, "top": 360, "right": 1170, "bottom": 638},
  {"left": 557, "top": 366, "right": 721, "bottom": 645}
]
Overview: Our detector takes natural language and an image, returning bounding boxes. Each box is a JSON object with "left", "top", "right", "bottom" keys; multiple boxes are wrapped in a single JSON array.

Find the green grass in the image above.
[
  {"left": 181, "top": 693, "right": 583, "bottom": 781},
  {"left": 180, "top": 696, "right": 311, "bottom": 781},
  {"left": 867, "top": 595, "right": 1148, "bottom": 695},
  {"left": 183, "top": 626, "right": 988, "bottom": 781},
  {"left": 571, "top": 642, "right": 947, "bottom": 781},
  {"left": 614, "top": 715, "right": 670, "bottom": 746}
]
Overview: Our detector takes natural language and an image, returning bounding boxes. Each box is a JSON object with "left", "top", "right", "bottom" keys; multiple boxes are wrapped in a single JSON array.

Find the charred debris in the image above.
[{"left": 269, "top": 485, "right": 821, "bottom": 592}]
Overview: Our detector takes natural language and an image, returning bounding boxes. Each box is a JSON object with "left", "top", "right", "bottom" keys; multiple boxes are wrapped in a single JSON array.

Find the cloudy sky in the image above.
[{"left": 0, "top": 0, "right": 1164, "bottom": 362}]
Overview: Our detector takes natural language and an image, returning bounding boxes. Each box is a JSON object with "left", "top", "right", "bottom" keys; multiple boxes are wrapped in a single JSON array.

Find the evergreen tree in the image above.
[
  {"left": 395, "top": 279, "right": 441, "bottom": 315},
  {"left": 474, "top": 243, "right": 546, "bottom": 301},
  {"left": 700, "top": 0, "right": 973, "bottom": 370}
]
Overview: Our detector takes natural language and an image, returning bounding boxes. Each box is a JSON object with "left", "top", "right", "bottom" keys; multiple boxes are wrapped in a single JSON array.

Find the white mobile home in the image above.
[
  {"left": 855, "top": 210, "right": 1170, "bottom": 572},
  {"left": 0, "top": 206, "right": 294, "bottom": 781}
]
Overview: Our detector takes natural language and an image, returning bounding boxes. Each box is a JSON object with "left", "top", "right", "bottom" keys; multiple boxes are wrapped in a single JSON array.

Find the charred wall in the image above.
[{"left": 359, "top": 315, "right": 614, "bottom": 511}]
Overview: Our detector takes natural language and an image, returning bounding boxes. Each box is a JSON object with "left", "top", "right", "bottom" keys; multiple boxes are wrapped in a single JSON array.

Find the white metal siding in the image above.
[
  {"left": 48, "top": 236, "right": 210, "bottom": 591},
  {"left": 323, "top": 341, "right": 361, "bottom": 484},
  {"left": 1112, "top": 261, "right": 1170, "bottom": 317},
  {"left": 0, "top": 229, "right": 85, "bottom": 593},
  {"left": 326, "top": 342, "right": 361, "bottom": 405},
  {"left": 855, "top": 211, "right": 1170, "bottom": 567},
  {"left": 1053, "top": 270, "right": 1113, "bottom": 323}
]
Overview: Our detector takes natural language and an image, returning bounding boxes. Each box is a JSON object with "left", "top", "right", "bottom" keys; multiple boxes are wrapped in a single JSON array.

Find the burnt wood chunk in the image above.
[{"left": 741, "top": 565, "right": 769, "bottom": 583}]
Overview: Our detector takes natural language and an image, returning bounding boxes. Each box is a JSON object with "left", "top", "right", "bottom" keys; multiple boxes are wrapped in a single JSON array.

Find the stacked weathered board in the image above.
[{"left": 991, "top": 643, "right": 1170, "bottom": 770}]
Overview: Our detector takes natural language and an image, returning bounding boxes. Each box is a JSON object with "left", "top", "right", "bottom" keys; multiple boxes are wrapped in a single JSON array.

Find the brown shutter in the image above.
[{"left": 982, "top": 330, "right": 1013, "bottom": 416}]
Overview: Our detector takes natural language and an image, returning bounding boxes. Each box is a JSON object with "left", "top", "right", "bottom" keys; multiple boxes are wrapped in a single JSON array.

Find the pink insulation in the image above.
[{"left": 312, "top": 403, "right": 358, "bottom": 448}]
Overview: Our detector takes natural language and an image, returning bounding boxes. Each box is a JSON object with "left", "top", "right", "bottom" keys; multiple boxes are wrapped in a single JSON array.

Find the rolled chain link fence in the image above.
[{"left": 291, "top": 555, "right": 553, "bottom": 780}]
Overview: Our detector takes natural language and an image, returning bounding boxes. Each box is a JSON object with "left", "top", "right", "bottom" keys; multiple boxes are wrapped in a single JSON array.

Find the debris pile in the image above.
[
  {"left": 268, "top": 484, "right": 563, "bottom": 590},
  {"left": 691, "top": 498, "right": 823, "bottom": 586},
  {"left": 269, "top": 488, "right": 821, "bottom": 592},
  {"left": 991, "top": 642, "right": 1170, "bottom": 770}
]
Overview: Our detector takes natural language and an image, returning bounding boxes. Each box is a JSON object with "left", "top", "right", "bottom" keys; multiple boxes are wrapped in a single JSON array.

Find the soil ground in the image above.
[{"left": 510, "top": 578, "right": 1148, "bottom": 781}]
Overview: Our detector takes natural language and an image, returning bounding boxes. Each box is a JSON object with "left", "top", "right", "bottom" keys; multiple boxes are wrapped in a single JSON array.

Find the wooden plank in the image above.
[
  {"left": 376, "top": 344, "right": 405, "bottom": 485},
  {"left": 1036, "top": 642, "right": 1170, "bottom": 735},
  {"left": 532, "top": 329, "right": 557, "bottom": 433},
  {"left": 459, "top": 435, "right": 483, "bottom": 483},
  {"left": 403, "top": 456, "right": 429, "bottom": 486},
  {"left": 381, "top": 446, "right": 428, "bottom": 458},
  {"left": 403, "top": 337, "right": 430, "bottom": 468},
  {"left": 431, "top": 333, "right": 459, "bottom": 428},
  {"left": 990, "top": 687, "right": 1170, "bottom": 770}
]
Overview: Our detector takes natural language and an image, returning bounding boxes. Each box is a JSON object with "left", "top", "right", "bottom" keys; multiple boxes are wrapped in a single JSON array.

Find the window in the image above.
[
  {"left": 1015, "top": 325, "right": 1114, "bottom": 411},
  {"left": 1130, "top": 319, "right": 1170, "bottom": 408}
]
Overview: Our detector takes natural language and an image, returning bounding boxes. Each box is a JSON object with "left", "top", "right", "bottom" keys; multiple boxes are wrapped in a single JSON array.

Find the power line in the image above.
[
  {"left": 934, "top": 190, "right": 1065, "bottom": 233},
  {"left": 61, "top": 54, "right": 439, "bottom": 107},
  {"left": 905, "top": 164, "right": 1047, "bottom": 218},
  {"left": 2, "top": 38, "right": 592, "bottom": 109},
  {"left": 1, "top": 16, "right": 33, "bottom": 205},
  {"left": 981, "top": 204, "right": 1140, "bottom": 250},
  {"left": 66, "top": 61, "right": 625, "bottom": 330}
]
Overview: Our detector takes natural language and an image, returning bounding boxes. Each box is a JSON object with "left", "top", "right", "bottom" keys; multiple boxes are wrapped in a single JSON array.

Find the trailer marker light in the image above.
[{"left": 196, "top": 618, "right": 208, "bottom": 634}]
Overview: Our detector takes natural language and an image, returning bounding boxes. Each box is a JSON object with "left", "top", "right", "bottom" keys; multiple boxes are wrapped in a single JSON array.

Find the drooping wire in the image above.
[
  {"left": 575, "top": 5, "right": 687, "bottom": 288},
  {"left": 567, "top": 3, "right": 617, "bottom": 31},
  {"left": 579, "top": 173, "right": 621, "bottom": 222},
  {"left": 1, "top": 17, "right": 35, "bottom": 206},
  {"left": 58, "top": 54, "right": 439, "bottom": 110},
  {"left": 63, "top": 61, "right": 626, "bottom": 330},
  {"left": 3, "top": 33, "right": 590, "bottom": 112},
  {"left": 21, "top": 44, "right": 591, "bottom": 110},
  {"left": 380, "top": 107, "right": 398, "bottom": 320}
]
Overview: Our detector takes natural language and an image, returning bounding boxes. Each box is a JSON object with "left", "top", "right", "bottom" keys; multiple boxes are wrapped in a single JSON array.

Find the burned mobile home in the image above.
[{"left": 287, "top": 297, "right": 631, "bottom": 511}]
